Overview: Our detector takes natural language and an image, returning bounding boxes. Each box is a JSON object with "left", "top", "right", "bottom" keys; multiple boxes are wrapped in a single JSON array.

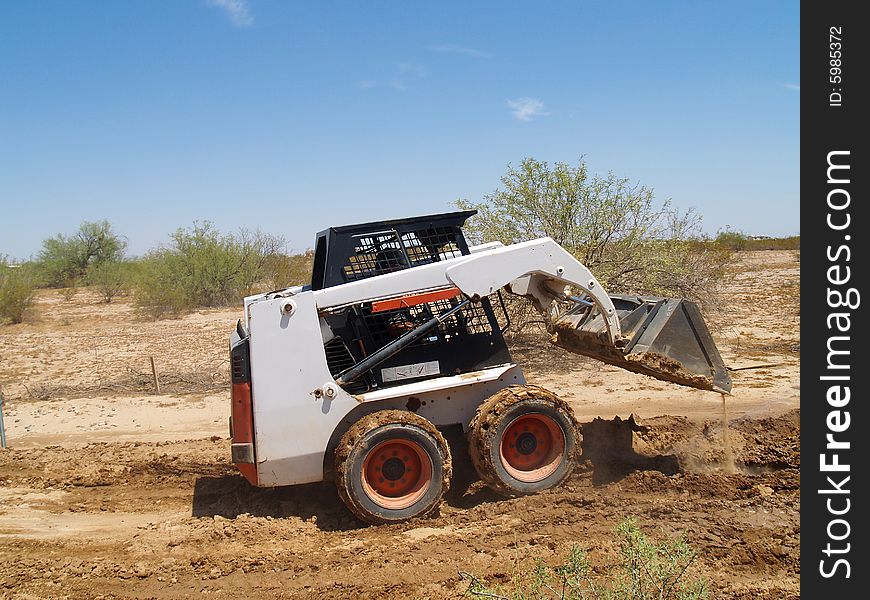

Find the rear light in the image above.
[{"left": 229, "top": 330, "right": 257, "bottom": 485}]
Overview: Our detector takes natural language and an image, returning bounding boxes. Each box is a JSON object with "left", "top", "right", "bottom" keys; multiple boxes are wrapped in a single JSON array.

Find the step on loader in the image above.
[{"left": 229, "top": 211, "right": 731, "bottom": 524}]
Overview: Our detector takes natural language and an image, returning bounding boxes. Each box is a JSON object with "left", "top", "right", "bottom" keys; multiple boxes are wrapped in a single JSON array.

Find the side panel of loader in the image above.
[{"left": 246, "top": 292, "right": 360, "bottom": 486}]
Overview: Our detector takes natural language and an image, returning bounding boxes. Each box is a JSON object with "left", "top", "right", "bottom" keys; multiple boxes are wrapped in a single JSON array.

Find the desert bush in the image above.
[
  {"left": 264, "top": 250, "right": 315, "bottom": 290},
  {"left": 712, "top": 228, "right": 749, "bottom": 251},
  {"left": 458, "top": 158, "right": 731, "bottom": 299},
  {"left": 0, "top": 259, "right": 38, "bottom": 324},
  {"left": 463, "top": 517, "right": 707, "bottom": 600},
  {"left": 86, "top": 260, "right": 134, "bottom": 303},
  {"left": 37, "top": 220, "right": 127, "bottom": 287},
  {"left": 457, "top": 158, "right": 732, "bottom": 327},
  {"left": 135, "top": 222, "right": 284, "bottom": 317}
]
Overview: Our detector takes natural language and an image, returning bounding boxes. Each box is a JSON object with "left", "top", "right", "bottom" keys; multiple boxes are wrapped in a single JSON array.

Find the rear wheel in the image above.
[
  {"left": 335, "top": 410, "right": 452, "bottom": 525},
  {"left": 468, "top": 385, "right": 579, "bottom": 496}
]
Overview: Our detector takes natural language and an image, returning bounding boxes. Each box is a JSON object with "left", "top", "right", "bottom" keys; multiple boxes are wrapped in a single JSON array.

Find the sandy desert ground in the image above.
[{"left": 0, "top": 250, "right": 800, "bottom": 599}]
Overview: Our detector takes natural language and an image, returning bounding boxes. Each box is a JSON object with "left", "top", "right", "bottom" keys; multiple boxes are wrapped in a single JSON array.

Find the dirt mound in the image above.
[
  {"left": 732, "top": 408, "right": 800, "bottom": 468},
  {"left": 629, "top": 408, "right": 799, "bottom": 475}
]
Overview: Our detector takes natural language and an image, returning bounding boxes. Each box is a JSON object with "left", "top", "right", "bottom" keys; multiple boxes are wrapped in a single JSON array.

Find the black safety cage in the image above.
[
  {"left": 311, "top": 211, "right": 476, "bottom": 290},
  {"left": 312, "top": 211, "right": 513, "bottom": 392}
]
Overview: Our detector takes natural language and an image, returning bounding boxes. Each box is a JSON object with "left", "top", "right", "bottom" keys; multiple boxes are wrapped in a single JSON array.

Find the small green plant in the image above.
[
  {"left": 610, "top": 518, "right": 707, "bottom": 600},
  {"left": 462, "top": 518, "right": 707, "bottom": 600},
  {"left": 0, "top": 259, "right": 38, "bottom": 324}
]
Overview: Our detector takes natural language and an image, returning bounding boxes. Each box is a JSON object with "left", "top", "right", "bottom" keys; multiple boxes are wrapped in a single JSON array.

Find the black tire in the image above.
[
  {"left": 334, "top": 410, "right": 452, "bottom": 525},
  {"left": 467, "top": 385, "right": 580, "bottom": 496}
]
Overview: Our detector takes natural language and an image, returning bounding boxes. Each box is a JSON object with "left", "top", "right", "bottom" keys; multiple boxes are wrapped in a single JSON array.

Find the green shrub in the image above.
[
  {"left": 86, "top": 260, "right": 134, "bottom": 303},
  {"left": 134, "top": 222, "right": 284, "bottom": 317},
  {"left": 713, "top": 228, "right": 749, "bottom": 251},
  {"left": 134, "top": 259, "right": 190, "bottom": 318},
  {"left": 0, "top": 260, "right": 38, "bottom": 324},
  {"left": 457, "top": 157, "right": 733, "bottom": 313},
  {"left": 37, "top": 220, "right": 127, "bottom": 287},
  {"left": 610, "top": 517, "right": 707, "bottom": 600},
  {"left": 264, "top": 250, "right": 314, "bottom": 290},
  {"left": 463, "top": 517, "right": 707, "bottom": 600}
]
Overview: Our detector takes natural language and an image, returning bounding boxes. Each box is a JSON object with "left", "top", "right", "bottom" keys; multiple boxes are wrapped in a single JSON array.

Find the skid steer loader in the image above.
[{"left": 229, "top": 211, "right": 730, "bottom": 524}]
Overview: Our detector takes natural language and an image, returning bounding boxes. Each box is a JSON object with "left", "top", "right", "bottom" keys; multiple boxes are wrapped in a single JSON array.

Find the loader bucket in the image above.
[{"left": 552, "top": 295, "right": 732, "bottom": 393}]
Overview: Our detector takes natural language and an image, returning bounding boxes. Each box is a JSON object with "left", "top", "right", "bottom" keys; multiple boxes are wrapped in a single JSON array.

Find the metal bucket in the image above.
[{"left": 552, "top": 295, "right": 732, "bottom": 393}]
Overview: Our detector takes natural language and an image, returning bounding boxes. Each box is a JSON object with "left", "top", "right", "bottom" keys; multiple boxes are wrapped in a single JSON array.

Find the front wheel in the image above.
[
  {"left": 468, "top": 385, "right": 580, "bottom": 496},
  {"left": 334, "top": 410, "right": 452, "bottom": 525}
]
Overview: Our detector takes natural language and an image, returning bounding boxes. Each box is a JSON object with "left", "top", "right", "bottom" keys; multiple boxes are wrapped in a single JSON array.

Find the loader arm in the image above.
[
  {"left": 447, "top": 238, "right": 731, "bottom": 393},
  {"left": 444, "top": 238, "right": 623, "bottom": 346}
]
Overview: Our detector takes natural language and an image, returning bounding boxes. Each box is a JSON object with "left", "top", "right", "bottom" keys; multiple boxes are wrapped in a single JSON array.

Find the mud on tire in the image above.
[
  {"left": 467, "top": 385, "right": 580, "bottom": 496},
  {"left": 334, "top": 410, "right": 452, "bottom": 525}
]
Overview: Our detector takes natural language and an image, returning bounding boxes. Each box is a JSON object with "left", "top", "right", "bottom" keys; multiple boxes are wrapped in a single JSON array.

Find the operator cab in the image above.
[{"left": 312, "top": 211, "right": 513, "bottom": 394}]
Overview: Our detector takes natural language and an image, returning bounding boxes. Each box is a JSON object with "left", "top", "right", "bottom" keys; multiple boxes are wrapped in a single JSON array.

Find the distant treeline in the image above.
[
  {"left": 1, "top": 220, "right": 313, "bottom": 323},
  {"left": 1, "top": 218, "right": 798, "bottom": 325},
  {"left": 709, "top": 229, "right": 800, "bottom": 251}
]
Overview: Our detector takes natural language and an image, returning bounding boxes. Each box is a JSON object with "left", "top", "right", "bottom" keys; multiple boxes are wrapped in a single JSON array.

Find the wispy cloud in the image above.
[
  {"left": 357, "top": 80, "right": 377, "bottom": 90},
  {"left": 429, "top": 43, "right": 491, "bottom": 58},
  {"left": 783, "top": 83, "right": 800, "bottom": 91},
  {"left": 507, "top": 97, "right": 548, "bottom": 121},
  {"left": 206, "top": 0, "right": 253, "bottom": 28}
]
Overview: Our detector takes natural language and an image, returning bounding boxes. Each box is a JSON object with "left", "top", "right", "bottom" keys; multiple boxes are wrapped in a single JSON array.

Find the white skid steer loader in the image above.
[{"left": 229, "top": 211, "right": 730, "bottom": 524}]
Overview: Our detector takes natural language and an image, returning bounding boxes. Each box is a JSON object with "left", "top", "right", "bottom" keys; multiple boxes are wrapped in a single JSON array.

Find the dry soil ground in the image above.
[{"left": 0, "top": 250, "right": 800, "bottom": 599}]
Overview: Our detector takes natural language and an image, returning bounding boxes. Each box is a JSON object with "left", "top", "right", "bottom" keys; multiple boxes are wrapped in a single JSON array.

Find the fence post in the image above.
[
  {"left": 0, "top": 389, "right": 7, "bottom": 449},
  {"left": 150, "top": 357, "right": 161, "bottom": 394}
]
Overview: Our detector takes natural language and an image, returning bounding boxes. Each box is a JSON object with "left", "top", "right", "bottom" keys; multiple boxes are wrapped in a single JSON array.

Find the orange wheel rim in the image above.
[
  {"left": 499, "top": 413, "right": 566, "bottom": 483},
  {"left": 361, "top": 439, "right": 433, "bottom": 510}
]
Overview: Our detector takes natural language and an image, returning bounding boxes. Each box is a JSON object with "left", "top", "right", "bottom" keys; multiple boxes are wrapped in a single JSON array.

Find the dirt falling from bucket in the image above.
[{"left": 720, "top": 392, "right": 737, "bottom": 474}]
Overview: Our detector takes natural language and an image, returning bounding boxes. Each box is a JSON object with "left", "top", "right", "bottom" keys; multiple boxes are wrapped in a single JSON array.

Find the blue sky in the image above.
[{"left": 0, "top": 1, "right": 799, "bottom": 259}]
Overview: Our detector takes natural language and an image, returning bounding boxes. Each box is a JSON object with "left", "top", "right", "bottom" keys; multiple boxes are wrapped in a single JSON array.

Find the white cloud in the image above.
[
  {"left": 207, "top": 0, "right": 253, "bottom": 28},
  {"left": 357, "top": 80, "right": 376, "bottom": 90},
  {"left": 429, "top": 43, "right": 491, "bottom": 58},
  {"left": 507, "top": 97, "right": 547, "bottom": 121},
  {"left": 783, "top": 83, "right": 800, "bottom": 91}
]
